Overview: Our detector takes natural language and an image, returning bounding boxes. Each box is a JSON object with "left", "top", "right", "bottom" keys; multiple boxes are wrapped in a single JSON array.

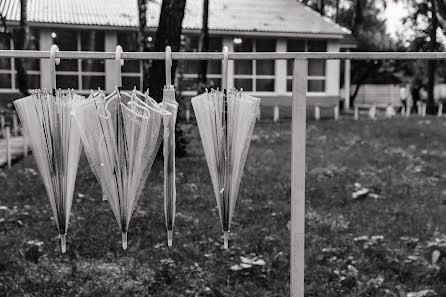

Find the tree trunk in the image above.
[
  {"left": 350, "top": 0, "right": 363, "bottom": 35},
  {"left": 319, "top": 0, "right": 325, "bottom": 16},
  {"left": 335, "top": 0, "right": 340, "bottom": 23},
  {"left": 138, "top": 0, "right": 150, "bottom": 90},
  {"left": 435, "top": 0, "right": 446, "bottom": 30},
  {"left": 197, "top": 0, "right": 209, "bottom": 92},
  {"left": 148, "top": 0, "right": 186, "bottom": 101},
  {"left": 427, "top": 0, "right": 438, "bottom": 112},
  {"left": 149, "top": 0, "right": 188, "bottom": 157},
  {"left": 15, "top": 0, "right": 29, "bottom": 97}
]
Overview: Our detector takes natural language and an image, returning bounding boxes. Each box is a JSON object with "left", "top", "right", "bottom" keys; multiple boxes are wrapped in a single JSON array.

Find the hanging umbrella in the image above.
[
  {"left": 14, "top": 89, "right": 83, "bottom": 253},
  {"left": 73, "top": 89, "right": 171, "bottom": 250},
  {"left": 160, "top": 85, "right": 178, "bottom": 246},
  {"left": 191, "top": 88, "right": 260, "bottom": 248}
]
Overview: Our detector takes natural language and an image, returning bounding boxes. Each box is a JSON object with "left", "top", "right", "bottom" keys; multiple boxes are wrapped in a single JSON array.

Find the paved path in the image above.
[{"left": 0, "top": 136, "right": 27, "bottom": 167}]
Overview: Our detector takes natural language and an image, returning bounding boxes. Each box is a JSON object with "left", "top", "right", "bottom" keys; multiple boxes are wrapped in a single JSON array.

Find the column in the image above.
[
  {"left": 105, "top": 31, "right": 118, "bottom": 92},
  {"left": 344, "top": 49, "right": 351, "bottom": 110},
  {"left": 39, "top": 29, "right": 53, "bottom": 89}
]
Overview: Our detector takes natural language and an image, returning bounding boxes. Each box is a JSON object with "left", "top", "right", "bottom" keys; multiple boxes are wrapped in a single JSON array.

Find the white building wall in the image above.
[{"left": 326, "top": 40, "right": 340, "bottom": 96}]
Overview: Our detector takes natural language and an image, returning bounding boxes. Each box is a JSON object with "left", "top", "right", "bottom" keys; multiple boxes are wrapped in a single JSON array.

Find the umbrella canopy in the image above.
[
  {"left": 160, "top": 85, "right": 178, "bottom": 246},
  {"left": 191, "top": 88, "right": 260, "bottom": 248},
  {"left": 14, "top": 89, "right": 83, "bottom": 253},
  {"left": 73, "top": 89, "right": 171, "bottom": 250}
]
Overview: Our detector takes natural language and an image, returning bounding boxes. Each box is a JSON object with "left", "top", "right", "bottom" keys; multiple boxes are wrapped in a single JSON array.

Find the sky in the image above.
[{"left": 383, "top": 1, "right": 408, "bottom": 39}]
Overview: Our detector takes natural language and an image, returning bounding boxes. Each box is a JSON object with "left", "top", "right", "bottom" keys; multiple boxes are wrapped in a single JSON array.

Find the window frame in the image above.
[
  {"left": 53, "top": 30, "right": 106, "bottom": 92},
  {"left": 286, "top": 39, "right": 328, "bottom": 95},
  {"left": 0, "top": 37, "right": 40, "bottom": 93},
  {"left": 178, "top": 35, "right": 223, "bottom": 97},
  {"left": 233, "top": 38, "right": 276, "bottom": 94}
]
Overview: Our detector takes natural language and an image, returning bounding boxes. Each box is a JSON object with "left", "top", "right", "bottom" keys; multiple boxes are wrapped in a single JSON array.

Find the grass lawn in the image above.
[{"left": 2, "top": 117, "right": 446, "bottom": 296}]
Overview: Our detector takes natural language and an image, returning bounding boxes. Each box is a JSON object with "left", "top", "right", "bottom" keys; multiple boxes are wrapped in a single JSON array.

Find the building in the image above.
[{"left": 0, "top": 0, "right": 353, "bottom": 108}]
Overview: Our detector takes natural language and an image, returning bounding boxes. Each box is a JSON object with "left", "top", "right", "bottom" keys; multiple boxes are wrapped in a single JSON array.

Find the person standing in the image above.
[{"left": 400, "top": 84, "right": 407, "bottom": 113}]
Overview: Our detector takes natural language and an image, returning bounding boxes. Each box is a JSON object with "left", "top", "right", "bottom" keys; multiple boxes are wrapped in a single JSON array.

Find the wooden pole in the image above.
[
  {"left": 273, "top": 105, "right": 280, "bottom": 123},
  {"left": 314, "top": 105, "right": 320, "bottom": 120},
  {"left": 344, "top": 54, "right": 351, "bottom": 110},
  {"left": 5, "top": 126, "right": 11, "bottom": 169},
  {"left": 291, "top": 58, "right": 306, "bottom": 297},
  {"left": 438, "top": 102, "right": 443, "bottom": 117},
  {"left": 257, "top": 106, "right": 261, "bottom": 121}
]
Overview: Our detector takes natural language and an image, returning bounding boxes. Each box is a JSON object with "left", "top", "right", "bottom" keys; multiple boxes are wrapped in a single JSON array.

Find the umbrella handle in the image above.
[
  {"left": 222, "top": 46, "right": 229, "bottom": 91},
  {"left": 122, "top": 231, "right": 127, "bottom": 250},
  {"left": 50, "top": 44, "right": 60, "bottom": 92},
  {"left": 224, "top": 231, "right": 229, "bottom": 249},
  {"left": 60, "top": 233, "right": 66, "bottom": 253},
  {"left": 115, "top": 45, "right": 124, "bottom": 89},
  {"left": 167, "top": 229, "right": 173, "bottom": 247},
  {"left": 165, "top": 46, "right": 172, "bottom": 86}
]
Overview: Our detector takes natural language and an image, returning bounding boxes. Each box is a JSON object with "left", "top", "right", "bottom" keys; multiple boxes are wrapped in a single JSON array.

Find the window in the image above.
[
  {"left": 286, "top": 40, "right": 327, "bottom": 93},
  {"left": 233, "top": 38, "right": 275, "bottom": 92},
  {"left": 118, "top": 32, "right": 142, "bottom": 91},
  {"left": 53, "top": 29, "right": 105, "bottom": 90},
  {"left": 177, "top": 35, "right": 222, "bottom": 95},
  {"left": 0, "top": 30, "right": 40, "bottom": 91}
]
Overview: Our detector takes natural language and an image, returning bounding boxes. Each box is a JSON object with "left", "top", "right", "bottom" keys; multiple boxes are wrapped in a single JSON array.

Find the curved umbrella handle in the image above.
[
  {"left": 115, "top": 45, "right": 124, "bottom": 89},
  {"left": 50, "top": 44, "right": 60, "bottom": 93},
  {"left": 165, "top": 46, "right": 172, "bottom": 86},
  {"left": 222, "top": 46, "right": 229, "bottom": 91}
]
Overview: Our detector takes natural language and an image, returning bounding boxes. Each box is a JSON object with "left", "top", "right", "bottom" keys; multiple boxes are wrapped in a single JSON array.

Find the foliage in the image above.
[{"left": 3, "top": 118, "right": 446, "bottom": 295}]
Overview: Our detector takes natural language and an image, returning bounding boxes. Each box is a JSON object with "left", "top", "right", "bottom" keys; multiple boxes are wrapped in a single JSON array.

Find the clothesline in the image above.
[{"left": 1, "top": 50, "right": 446, "bottom": 60}]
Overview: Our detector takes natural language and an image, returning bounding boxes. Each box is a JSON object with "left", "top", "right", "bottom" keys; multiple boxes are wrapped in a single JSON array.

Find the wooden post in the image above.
[
  {"left": 314, "top": 105, "right": 320, "bottom": 120},
  {"left": 291, "top": 58, "right": 306, "bottom": 297},
  {"left": 12, "top": 113, "right": 18, "bottom": 136},
  {"left": 385, "top": 105, "right": 392, "bottom": 118},
  {"left": 422, "top": 103, "right": 426, "bottom": 117},
  {"left": 257, "top": 106, "right": 261, "bottom": 121},
  {"left": 334, "top": 105, "right": 339, "bottom": 120},
  {"left": 5, "top": 126, "right": 11, "bottom": 169},
  {"left": 354, "top": 106, "right": 358, "bottom": 120},
  {"left": 344, "top": 52, "right": 351, "bottom": 110},
  {"left": 273, "top": 104, "right": 280, "bottom": 123},
  {"left": 438, "top": 102, "right": 443, "bottom": 117}
]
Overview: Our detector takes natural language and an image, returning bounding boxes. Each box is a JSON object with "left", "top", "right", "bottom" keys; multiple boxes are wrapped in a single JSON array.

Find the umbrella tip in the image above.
[
  {"left": 224, "top": 231, "right": 229, "bottom": 249},
  {"left": 122, "top": 232, "right": 128, "bottom": 250},
  {"left": 60, "top": 234, "right": 67, "bottom": 253},
  {"left": 167, "top": 230, "right": 173, "bottom": 247}
]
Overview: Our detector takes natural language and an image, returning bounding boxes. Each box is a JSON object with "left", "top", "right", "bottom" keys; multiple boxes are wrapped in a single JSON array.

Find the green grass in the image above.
[{"left": 2, "top": 117, "right": 446, "bottom": 296}]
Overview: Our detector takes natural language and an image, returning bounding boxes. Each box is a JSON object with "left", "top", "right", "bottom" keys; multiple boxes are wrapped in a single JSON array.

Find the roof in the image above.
[{"left": 1, "top": 0, "right": 351, "bottom": 37}]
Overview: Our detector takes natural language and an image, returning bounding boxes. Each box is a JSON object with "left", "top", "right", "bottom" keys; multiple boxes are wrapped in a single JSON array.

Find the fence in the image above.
[
  {"left": 1, "top": 49, "right": 446, "bottom": 297},
  {"left": 340, "top": 83, "right": 446, "bottom": 106}
]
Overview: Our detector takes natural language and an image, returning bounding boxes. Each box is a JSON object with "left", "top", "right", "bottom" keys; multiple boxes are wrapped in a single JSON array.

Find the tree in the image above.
[
  {"left": 148, "top": 0, "right": 187, "bottom": 102},
  {"left": 138, "top": 0, "right": 151, "bottom": 90},
  {"left": 148, "top": 0, "right": 188, "bottom": 156},
  {"left": 197, "top": 0, "right": 209, "bottom": 92},
  {"left": 1, "top": 0, "right": 30, "bottom": 97}
]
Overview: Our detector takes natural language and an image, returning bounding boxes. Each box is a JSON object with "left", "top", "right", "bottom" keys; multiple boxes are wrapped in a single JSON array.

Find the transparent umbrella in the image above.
[
  {"left": 14, "top": 89, "right": 83, "bottom": 253},
  {"left": 161, "top": 85, "right": 178, "bottom": 246},
  {"left": 73, "top": 89, "right": 171, "bottom": 249},
  {"left": 191, "top": 88, "right": 260, "bottom": 248}
]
